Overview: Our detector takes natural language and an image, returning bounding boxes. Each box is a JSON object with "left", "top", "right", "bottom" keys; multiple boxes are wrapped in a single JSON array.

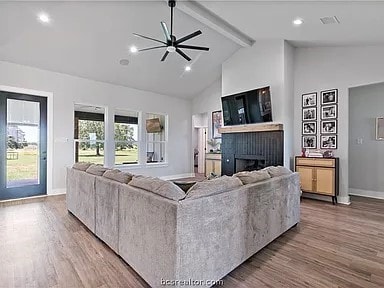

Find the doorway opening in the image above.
[{"left": 192, "top": 113, "right": 208, "bottom": 179}]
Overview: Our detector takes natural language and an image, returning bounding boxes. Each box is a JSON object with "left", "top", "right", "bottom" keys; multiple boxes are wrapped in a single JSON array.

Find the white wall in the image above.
[
  {"left": 283, "top": 41, "right": 295, "bottom": 168},
  {"left": 349, "top": 82, "right": 384, "bottom": 199},
  {"left": 294, "top": 45, "right": 384, "bottom": 204},
  {"left": 222, "top": 40, "right": 294, "bottom": 167},
  {"left": 192, "top": 78, "right": 222, "bottom": 140},
  {"left": 0, "top": 61, "right": 192, "bottom": 194}
]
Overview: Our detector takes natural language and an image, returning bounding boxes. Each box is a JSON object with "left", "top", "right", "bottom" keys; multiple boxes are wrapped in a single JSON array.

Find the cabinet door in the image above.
[
  {"left": 316, "top": 168, "right": 335, "bottom": 195},
  {"left": 296, "top": 166, "right": 315, "bottom": 192},
  {"left": 205, "top": 160, "right": 213, "bottom": 177},
  {"left": 213, "top": 160, "right": 221, "bottom": 176}
]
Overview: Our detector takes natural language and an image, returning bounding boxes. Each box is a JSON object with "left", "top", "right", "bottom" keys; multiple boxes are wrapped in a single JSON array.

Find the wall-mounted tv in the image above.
[{"left": 221, "top": 86, "right": 272, "bottom": 126}]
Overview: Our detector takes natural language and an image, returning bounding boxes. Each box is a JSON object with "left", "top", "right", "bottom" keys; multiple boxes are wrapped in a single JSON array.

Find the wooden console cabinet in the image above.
[
  {"left": 205, "top": 153, "right": 221, "bottom": 177},
  {"left": 295, "top": 156, "right": 339, "bottom": 204}
]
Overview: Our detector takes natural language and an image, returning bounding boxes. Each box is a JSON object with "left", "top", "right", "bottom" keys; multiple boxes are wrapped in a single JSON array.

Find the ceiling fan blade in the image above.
[
  {"left": 177, "top": 44, "right": 209, "bottom": 51},
  {"left": 175, "top": 30, "right": 202, "bottom": 45},
  {"left": 176, "top": 48, "right": 191, "bottom": 61},
  {"left": 160, "top": 22, "right": 171, "bottom": 42},
  {"left": 138, "top": 45, "right": 167, "bottom": 52},
  {"left": 161, "top": 51, "right": 169, "bottom": 62},
  {"left": 133, "top": 33, "right": 166, "bottom": 45}
]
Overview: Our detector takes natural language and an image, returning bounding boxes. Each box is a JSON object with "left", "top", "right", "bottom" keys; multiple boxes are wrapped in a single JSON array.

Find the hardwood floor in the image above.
[{"left": 0, "top": 196, "right": 383, "bottom": 287}]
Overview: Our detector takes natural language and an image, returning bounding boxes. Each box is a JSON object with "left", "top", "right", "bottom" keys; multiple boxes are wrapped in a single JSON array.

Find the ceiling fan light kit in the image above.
[{"left": 132, "top": 0, "right": 209, "bottom": 62}]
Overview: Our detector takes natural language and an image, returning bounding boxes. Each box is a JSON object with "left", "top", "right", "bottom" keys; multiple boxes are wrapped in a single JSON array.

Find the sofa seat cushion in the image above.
[
  {"left": 129, "top": 175, "right": 185, "bottom": 201},
  {"left": 86, "top": 164, "right": 109, "bottom": 176},
  {"left": 72, "top": 162, "right": 92, "bottom": 171},
  {"left": 234, "top": 170, "right": 271, "bottom": 185},
  {"left": 185, "top": 176, "right": 243, "bottom": 199},
  {"left": 263, "top": 166, "right": 293, "bottom": 177},
  {"left": 103, "top": 169, "right": 133, "bottom": 184}
]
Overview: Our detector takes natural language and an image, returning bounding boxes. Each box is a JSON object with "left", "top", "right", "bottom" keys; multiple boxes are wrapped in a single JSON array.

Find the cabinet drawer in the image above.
[
  {"left": 205, "top": 153, "right": 221, "bottom": 160},
  {"left": 296, "top": 157, "right": 335, "bottom": 168}
]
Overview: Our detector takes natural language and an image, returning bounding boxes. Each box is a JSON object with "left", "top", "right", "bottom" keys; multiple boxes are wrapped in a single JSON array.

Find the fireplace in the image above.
[
  {"left": 220, "top": 127, "right": 283, "bottom": 176},
  {"left": 235, "top": 155, "right": 266, "bottom": 172}
]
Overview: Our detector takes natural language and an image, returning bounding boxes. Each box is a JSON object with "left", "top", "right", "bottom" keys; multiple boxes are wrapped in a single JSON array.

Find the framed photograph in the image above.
[
  {"left": 321, "top": 89, "right": 338, "bottom": 105},
  {"left": 302, "top": 107, "right": 317, "bottom": 121},
  {"left": 321, "top": 104, "right": 337, "bottom": 120},
  {"left": 212, "top": 110, "right": 222, "bottom": 139},
  {"left": 302, "top": 92, "right": 317, "bottom": 107},
  {"left": 302, "top": 135, "right": 317, "bottom": 149},
  {"left": 320, "top": 135, "right": 337, "bottom": 149},
  {"left": 302, "top": 121, "right": 317, "bottom": 135},
  {"left": 376, "top": 117, "right": 384, "bottom": 140},
  {"left": 321, "top": 120, "right": 337, "bottom": 134}
]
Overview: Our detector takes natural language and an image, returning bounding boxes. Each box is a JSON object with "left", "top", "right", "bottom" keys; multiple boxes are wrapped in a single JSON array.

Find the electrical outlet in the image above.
[{"left": 356, "top": 138, "right": 363, "bottom": 145}]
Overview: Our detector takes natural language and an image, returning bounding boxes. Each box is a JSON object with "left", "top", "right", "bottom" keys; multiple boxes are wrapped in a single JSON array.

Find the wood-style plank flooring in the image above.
[{"left": 0, "top": 196, "right": 383, "bottom": 288}]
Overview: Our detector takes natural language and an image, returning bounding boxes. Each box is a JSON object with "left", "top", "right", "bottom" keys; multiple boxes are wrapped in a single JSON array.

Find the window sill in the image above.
[{"left": 115, "top": 162, "right": 169, "bottom": 170}]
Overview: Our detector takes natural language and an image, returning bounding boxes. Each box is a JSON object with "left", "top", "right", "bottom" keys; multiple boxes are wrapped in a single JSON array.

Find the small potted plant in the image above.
[{"left": 207, "top": 138, "right": 220, "bottom": 152}]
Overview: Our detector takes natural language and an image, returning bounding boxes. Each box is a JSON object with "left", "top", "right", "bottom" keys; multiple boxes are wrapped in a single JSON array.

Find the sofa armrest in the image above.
[
  {"left": 118, "top": 185, "right": 180, "bottom": 288},
  {"left": 95, "top": 177, "right": 120, "bottom": 253},
  {"left": 66, "top": 168, "right": 96, "bottom": 232}
]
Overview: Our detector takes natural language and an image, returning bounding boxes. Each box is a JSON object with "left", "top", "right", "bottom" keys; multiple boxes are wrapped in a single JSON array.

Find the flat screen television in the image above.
[{"left": 221, "top": 86, "right": 272, "bottom": 126}]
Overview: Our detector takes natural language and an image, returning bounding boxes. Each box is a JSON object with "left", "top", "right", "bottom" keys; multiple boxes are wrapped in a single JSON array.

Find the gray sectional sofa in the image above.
[{"left": 66, "top": 165, "right": 301, "bottom": 288}]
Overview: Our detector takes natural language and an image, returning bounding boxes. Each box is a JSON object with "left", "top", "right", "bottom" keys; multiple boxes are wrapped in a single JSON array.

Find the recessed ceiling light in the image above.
[
  {"left": 130, "top": 46, "right": 138, "bottom": 53},
  {"left": 293, "top": 18, "right": 304, "bottom": 26},
  {"left": 38, "top": 12, "right": 50, "bottom": 24},
  {"left": 119, "top": 59, "right": 130, "bottom": 66},
  {"left": 185, "top": 66, "right": 191, "bottom": 72}
]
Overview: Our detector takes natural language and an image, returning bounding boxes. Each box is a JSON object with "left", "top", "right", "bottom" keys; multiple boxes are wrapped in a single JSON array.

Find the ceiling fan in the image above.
[{"left": 132, "top": 0, "right": 209, "bottom": 62}]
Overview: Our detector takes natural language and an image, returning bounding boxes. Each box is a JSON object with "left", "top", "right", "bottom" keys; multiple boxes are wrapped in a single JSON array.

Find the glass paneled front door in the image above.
[{"left": 0, "top": 91, "right": 47, "bottom": 200}]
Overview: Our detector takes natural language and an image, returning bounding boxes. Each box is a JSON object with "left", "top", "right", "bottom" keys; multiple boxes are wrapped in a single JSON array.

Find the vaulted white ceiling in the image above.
[
  {"left": 200, "top": 1, "right": 384, "bottom": 47},
  {"left": 0, "top": 1, "right": 240, "bottom": 99},
  {"left": 2, "top": 1, "right": 384, "bottom": 99}
]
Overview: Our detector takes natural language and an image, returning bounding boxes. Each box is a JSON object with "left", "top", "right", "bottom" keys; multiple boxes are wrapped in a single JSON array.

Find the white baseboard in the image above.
[
  {"left": 349, "top": 188, "right": 384, "bottom": 200},
  {"left": 160, "top": 173, "right": 195, "bottom": 181},
  {"left": 302, "top": 193, "right": 350, "bottom": 205},
  {"left": 49, "top": 188, "right": 66, "bottom": 195},
  {"left": 337, "top": 196, "right": 351, "bottom": 205}
]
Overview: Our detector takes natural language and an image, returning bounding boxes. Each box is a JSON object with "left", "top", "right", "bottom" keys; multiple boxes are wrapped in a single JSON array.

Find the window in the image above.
[
  {"left": 114, "top": 110, "right": 139, "bottom": 165},
  {"left": 73, "top": 105, "right": 168, "bottom": 167},
  {"left": 146, "top": 113, "right": 167, "bottom": 164},
  {"left": 74, "top": 105, "right": 105, "bottom": 164}
]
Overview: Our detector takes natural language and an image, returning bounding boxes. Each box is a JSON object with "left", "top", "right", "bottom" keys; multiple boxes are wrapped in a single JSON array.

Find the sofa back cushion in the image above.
[
  {"left": 263, "top": 166, "right": 293, "bottom": 178},
  {"left": 129, "top": 175, "right": 185, "bottom": 201},
  {"left": 103, "top": 169, "right": 133, "bottom": 184},
  {"left": 86, "top": 164, "right": 109, "bottom": 176},
  {"left": 185, "top": 176, "right": 243, "bottom": 199},
  {"left": 72, "top": 162, "right": 92, "bottom": 171},
  {"left": 233, "top": 170, "right": 271, "bottom": 185}
]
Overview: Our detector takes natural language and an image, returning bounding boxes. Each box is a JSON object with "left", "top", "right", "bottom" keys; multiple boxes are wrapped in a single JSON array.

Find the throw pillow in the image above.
[
  {"left": 185, "top": 175, "right": 243, "bottom": 199},
  {"left": 103, "top": 169, "right": 133, "bottom": 184},
  {"left": 234, "top": 170, "right": 271, "bottom": 185},
  {"left": 85, "top": 164, "right": 109, "bottom": 176},
  {"left": 72, "top": 162, "right": 92, "bottom": 171},
  {"left": 129, "top": 175, "right": 185, "bottom": 201},
  {"left": 263, "top": 166, "right": 293, "bottom": 178}
]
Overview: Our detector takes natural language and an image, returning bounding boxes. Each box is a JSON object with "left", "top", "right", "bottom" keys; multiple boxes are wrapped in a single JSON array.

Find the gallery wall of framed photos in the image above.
[{"left": 301, "top": 89, "right": 338, "bottom": 150}]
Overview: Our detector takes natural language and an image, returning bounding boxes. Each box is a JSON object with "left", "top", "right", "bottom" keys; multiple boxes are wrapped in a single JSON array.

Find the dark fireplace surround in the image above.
[{"left": 221, "top": 129, "right": 284, "bottom": 176}]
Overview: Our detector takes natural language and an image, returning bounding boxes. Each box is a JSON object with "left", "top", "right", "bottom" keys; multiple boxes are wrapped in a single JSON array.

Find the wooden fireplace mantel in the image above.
[{"left": 219, "top": 123, "right": 283, "bottom": 134}]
